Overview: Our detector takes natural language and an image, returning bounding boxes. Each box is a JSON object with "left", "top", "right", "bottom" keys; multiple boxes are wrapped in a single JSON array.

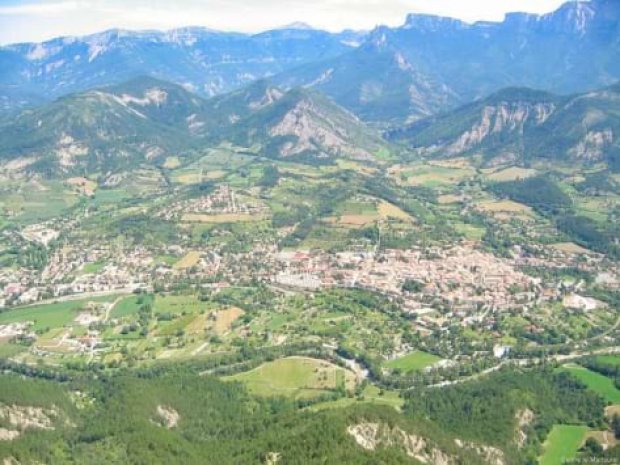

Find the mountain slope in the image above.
[
  {"left": 0, "top": 26, "right": 366, "bottom": 112},
  {"left": 0, "top": 77, "right": 388, "bottom": 175},
  {"left": 388, "top": 83, "right": 620, "bottom": 171},
  {"left": 0, "top": 77, "right": 216, "bottom": 174},
  {"left": 275, "top": 0, "right": 620, "bottom": 124},
  {"left": 222, "top": 87, "right": 386, "bottom": 161},
  {"left": 275, "top": 36, "right": 460, "bottom": 125}
]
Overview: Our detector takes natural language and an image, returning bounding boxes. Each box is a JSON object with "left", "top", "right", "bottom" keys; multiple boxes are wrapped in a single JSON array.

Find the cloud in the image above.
[
  {"left": 0, "top": 1, "right": 82, "bottom": 15},
  {"left": 0, "top": 0, "right": 569, "bottom": 44}
]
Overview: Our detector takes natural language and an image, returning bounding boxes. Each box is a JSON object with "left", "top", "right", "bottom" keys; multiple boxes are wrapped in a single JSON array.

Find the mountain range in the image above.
[
  {"left": 0, "top": 0, "right": 619, "bottom": 176},
  {"left": 388, "top": 83, "right": 620, "bottom": 171},
  {"left": 0, "top": 26, "right": 366, "bottom": 112},
  {"left": 1, "top": 0, "right": 618, "bottom": 126},
  {"left": 0, "top": 77, "right": 386, "bottom": 175},
  {"left": 276, "top": 0, "right": 620, "bottom": 124}
]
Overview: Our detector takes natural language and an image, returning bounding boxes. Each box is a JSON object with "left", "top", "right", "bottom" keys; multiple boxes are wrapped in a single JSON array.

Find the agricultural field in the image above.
[
  {"left": 90, "top": 187, "right": 133, "bottom": 207},
  {"left": 153, "top": 294, "right": 205, "bottom": 315},
  {"left": 0, "top": 343, "right": 26, "bottom": 358},
  {"left": 0, "top": 296, "right": 117, "bottom": 331},
  {"left": 326, "top": 215, "right": 377, "bottom": 227},
  {"left": 224, "top": 356, "right": 357, "bottom": 400},
  {"left": 453, "top": 223, "right": 486, "bottom": 240},
  {"left": 336, "top": 159, "right": 378, "bottom": 175},
  {"left": 66, "top": 177, "right": 97, "bottom": 196},
  {"left": 110, "top": 294, "right": 154, "bottom": 319},
  {"left": 108, "top": 168, "right": 167, "bottom": 197},
  {"left": 550, "top": 242, "right": 592, "bottom": 255},
  {"left": 391, "top": 163, "right": 476, "bottom": 188},
  {"left": 437, "top": 194, "right": 463, "bottom": 205},
  {"left": 182, "top": 213, "right": 267, "bottom": 223},
  {"left": 81, "top": 261, "right": 106, "bottom": 274},
  {"left": 484, "top": 166, "right": 538, "bottom": 182},
  {"left": 0, "top": 179, "right": 79, "bottom": 224},
  {"left": 377, "top": 201, "right": 412, "bottom": 222},
  {"left": 575, "top": 196, "right": 617, "bottom": 223},
  {"left": 539, "top": 425, "right": 588, "bottom": 465},
  {"left": 172, "top": 169, "right": 228, "bottom": 185},
  {"left": 213, "top": 307, "right": 244, "bottom": 335},
  {"left": 173, "top": 251, "right": 201, "bottom": 269},
  {"left": 384, "top": 351, "right": 442, "bottom": 374},
  {"left": 310, "top": 384, "right": 404, "bottom": 412},
  {"left": 560, "top": 364, "right": 620, "bottom": 404},
  {"left": 476, "top": 200, "right": 535, "bottom": 220},
  {"left": 157, "top": 314, "right": 197, "bottom": 337}
]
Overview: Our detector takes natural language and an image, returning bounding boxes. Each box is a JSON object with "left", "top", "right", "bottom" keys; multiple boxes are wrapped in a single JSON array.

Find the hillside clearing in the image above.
[
  {"left": 384, "top": 351, "right": 442, "bottom": 373},
  {"left": 539, "top": 425, "right": 588, "bottom": 465},
  {"left": 560, "top": 365, "right": 620, "bottom": 404},
  {"left": 224, "top": 357, "right": 356, "bottom": 399},
  {"left": 485, "top": 167, "right": 538, "bottom": 182}
]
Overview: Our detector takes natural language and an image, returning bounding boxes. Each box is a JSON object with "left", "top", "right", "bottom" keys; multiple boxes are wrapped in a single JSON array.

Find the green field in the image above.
[
  {"left": 561, "top": 365, "right": 620, "bottom": 404},
  {"left": 539, "top": 425, "right": 588, "bottom": 465},
  {"left": 82, "top": 261, "right": 106, "bottom": 274},
  {"left": 397, "top": 164, "right": 476, "bottom": 188},
  {"left": 157, "top": 314, "right": 196, "bottom": 336},
  {"left": 594, "top": 355, "right": 620, "bottom": 366},
  {"left": 453, "top": 223, "right": 486, "bottom": 240},
  {"left": 0, "top": 343, "right": 26, "bottom": 358},
  {"left": 0, "top": 296, "right": 116, "bottom": 331},
  {"left": 384, "top": 351, "right": 442, "bottom": 373},
  {"left": 110, "top": 294, "right": 153, "bottom": 319},
  {"left": 224, "top": 357, "right": 355, "bottom": 400},
  {"left": 310, "top": 384, "right": 404, "bottom": 412},
  {"left": 154, "top": 294, "right": 204, "bottom": 315},
  {"left": 0, "top": 180, "right": 79, "bottom": 224}
]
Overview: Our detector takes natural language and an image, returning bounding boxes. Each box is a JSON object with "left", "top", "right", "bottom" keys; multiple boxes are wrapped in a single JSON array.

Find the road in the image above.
[
  {"left": 16, "top": 287, "right": 146, "bottom": 309},
  {"left": 427, "top": 345, "right": 620, "bottom": 389}
]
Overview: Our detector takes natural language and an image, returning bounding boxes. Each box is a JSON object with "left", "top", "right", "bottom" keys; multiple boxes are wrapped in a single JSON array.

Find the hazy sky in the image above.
[{"left": 0, "top": 0, "right": 571, "bottom": 44}]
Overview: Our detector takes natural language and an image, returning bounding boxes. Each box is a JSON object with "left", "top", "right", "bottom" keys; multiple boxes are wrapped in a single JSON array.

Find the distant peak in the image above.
[
  {"left": 275, "top": 22, "right": 316, "bottom": 31},
  {"left": 403, "top": 13, "right": 467, "bottom": 30}
]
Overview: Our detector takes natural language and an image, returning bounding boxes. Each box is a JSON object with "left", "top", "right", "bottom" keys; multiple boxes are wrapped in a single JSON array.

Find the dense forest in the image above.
[{"left": 0, "top": 363, "right": 613, "bottom": 465}]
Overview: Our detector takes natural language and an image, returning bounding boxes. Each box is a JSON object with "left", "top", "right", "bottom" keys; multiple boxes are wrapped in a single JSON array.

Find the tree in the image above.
[
  {"left": 612, "top": 414, "right": 620, "bottom": 439},
  {"left": 583, "top": 437, "right": 603, "bottom": 455},
  {"left": 402, "top": 279, "right": 424, "bottom": 293}
]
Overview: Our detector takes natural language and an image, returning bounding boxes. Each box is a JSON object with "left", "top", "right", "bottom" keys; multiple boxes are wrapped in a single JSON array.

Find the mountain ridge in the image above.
[
  {"left": 2, "top": 0, "right": 619, "bottom": 124},
  {"left": 274, "top": 0, "right": 620, "bottom": 124},
  {"left": 388, "top": 81, "right": 620, "bottom": 171},
  {"left": 0, "top": 26, "right": 366, "bottom": 112},
  {"left": 0, "top": 76, "right": 388, "bottom": 175}
]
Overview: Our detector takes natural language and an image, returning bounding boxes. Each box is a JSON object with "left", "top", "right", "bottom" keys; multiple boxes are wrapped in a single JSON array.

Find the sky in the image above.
[{"left": 0, "top": 0, "right": 571, "bottom": 45}]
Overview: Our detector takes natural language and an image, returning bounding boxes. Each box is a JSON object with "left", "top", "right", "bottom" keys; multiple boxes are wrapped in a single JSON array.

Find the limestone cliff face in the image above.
[
  {"left": 445, "top": 102, "right": 556, "bottom": 156},
  {"left": 347, "top": 421, "right": 507, "bottom": 465},
  {"left": 269, "top": 98, "right": 373, "bottom": 160},
  {"left": 389, "top": 83, "right": 620, "bottom": 169}
]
